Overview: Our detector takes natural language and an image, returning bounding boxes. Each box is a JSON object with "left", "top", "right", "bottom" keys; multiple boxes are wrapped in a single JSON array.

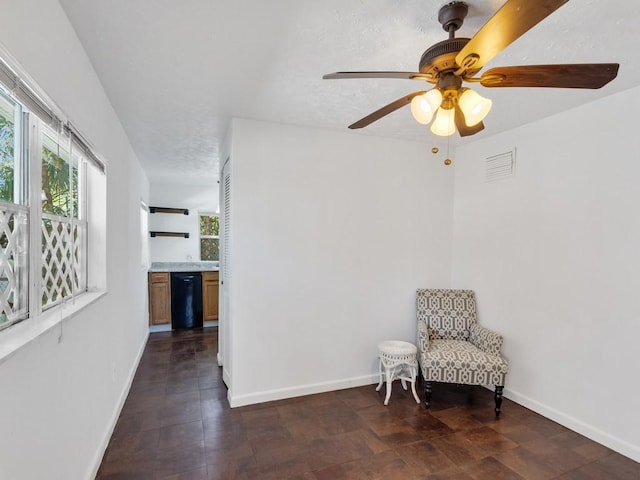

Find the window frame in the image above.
[
  {"left": 38, "top": 123, "right": 88, "bottom": 311},
  {"left": 0, "top": 83, "right": 92, "bottom": 332},
  {"left": 199, "top": 212, "right": 219, "bottom": 262},
  {"left": 0, "top": 90, "right": 29, "bottom": 331}
]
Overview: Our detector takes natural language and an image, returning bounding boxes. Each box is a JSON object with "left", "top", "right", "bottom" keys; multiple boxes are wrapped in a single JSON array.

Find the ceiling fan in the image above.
[{"left": 323, "top": 0, "right": 619, "bottom": 137}]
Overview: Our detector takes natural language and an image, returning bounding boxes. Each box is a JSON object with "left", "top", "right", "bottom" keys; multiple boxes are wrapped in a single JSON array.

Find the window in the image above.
[
  {"left": 0, "top": 58, "right": 101, "bottom": 332},
  {"left": 199, "top": 214, "right": 219, "bottom": 261},
  {"left": 0, "top": 91, "right": 23, "bottom": 204},
  {"left": 0, "top": 91, "right": 28, "bottom": 329},
  {"left": 40, "top": 126, "right": 87, "bottom": 309}
]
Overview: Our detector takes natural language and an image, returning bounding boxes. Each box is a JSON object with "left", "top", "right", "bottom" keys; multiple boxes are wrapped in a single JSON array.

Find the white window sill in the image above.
[{"left": 0, "top": 290, "right": 107, "bottom": 365}]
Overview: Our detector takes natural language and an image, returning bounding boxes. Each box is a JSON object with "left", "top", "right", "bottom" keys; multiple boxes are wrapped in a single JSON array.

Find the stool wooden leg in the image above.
[
  {"left": 383, "top": 368, "right": 392, "bottom": 406},
  {"left": 410, "top": 367, "right": 420, "bottom": 404},
  {"left": 375, "top": 359, "right": 383, "bottom": 392}
]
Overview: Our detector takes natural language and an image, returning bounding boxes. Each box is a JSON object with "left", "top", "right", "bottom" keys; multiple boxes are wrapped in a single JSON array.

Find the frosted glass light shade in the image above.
[
  {"left": 458, "top": 88, "right": 492, "bottom": 126},
  {"left": 430, "top": 106, "right": 455, "bottom": 136},
  {"left": 410, "top": 89, "right": 442, "bottom": 124}
]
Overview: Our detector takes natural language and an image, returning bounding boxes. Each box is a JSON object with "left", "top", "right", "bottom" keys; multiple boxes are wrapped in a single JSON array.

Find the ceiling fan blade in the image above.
[
  {"left": 348, "top": 91, "right": 426, "bottom": 129},
  {"left": 480, "top": 63, "right": 619, "bottom": 89},
  {"left": 323, "top": 71, "right": 433, "bottom": 81},
  {"left": 454, "top": 105, "right": 485, "bottom": 137},
  {"left": 455, "top": 0, "right": 569, "bottom": 73}
]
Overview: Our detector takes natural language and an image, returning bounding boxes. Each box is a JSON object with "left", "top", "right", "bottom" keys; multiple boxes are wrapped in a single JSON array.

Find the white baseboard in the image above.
[
  {"left": 149, "top": 324, "right": 171, "bottom": 333},
  {"left": 149, "top": 324, "right": 217, "bottom": 333},
  {"left": 222, "top": 366, "right": 231, "bottom": 388},
  {"left": 87, "top": 330, "right": 149, "bottom": 480},
  {"left": 228, "top": 373, "right": 379, "bottom": 408},
  {"left": 504, "top": 387, "right": 640, "bottom": 463}
]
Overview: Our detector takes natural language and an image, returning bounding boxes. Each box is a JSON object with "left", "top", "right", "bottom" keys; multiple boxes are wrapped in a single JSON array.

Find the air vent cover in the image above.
[{"left": 485, "top": 149, "right": 515, "bottom": 182}]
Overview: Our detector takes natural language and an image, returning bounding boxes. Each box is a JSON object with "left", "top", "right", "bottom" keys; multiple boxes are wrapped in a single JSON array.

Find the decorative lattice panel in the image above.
[
  {"left": 73, "top": 222, "right": 86, "bottom": 292},
  {"left": 200, "top": 238, "right": 219, "bottom": 261},
  {"left": 41, "top": 214, "right": 86, "bottom": 309},
  {"left": 0, "top": 204, "right": 29, "bottom": 329}
]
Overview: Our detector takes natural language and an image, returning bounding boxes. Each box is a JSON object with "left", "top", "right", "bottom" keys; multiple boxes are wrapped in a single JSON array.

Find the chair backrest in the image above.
[{"left": 416, "top": 289, "right": 477, "bottom": 340}]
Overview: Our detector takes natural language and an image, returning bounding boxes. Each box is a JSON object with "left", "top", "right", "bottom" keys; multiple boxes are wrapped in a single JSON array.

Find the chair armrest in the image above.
[
  {"left": 417, "top": 319, "right": 430, "bottom": 353},
  {"left": 469, "top": 323, "right": 503, "bottom": 356}
]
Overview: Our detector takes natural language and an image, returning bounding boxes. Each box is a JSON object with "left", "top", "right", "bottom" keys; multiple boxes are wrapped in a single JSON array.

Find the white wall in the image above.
[
  {"left": 149, "top": 182, "right": 218, "bottom": 262},
  {"left": 0, "top": 1, "right": 149, "bottom": 479},
  {"left": 451, "top": 86, "right": 640, "bottom": 461},
  {"left": 225, "top": 118, "right": 454, "bottom": 406}
]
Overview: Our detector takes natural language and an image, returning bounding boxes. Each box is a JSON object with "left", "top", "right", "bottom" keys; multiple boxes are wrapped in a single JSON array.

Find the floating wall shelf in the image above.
[
  {"left": 150, "top": 231, "right": 189, "bottom": 238},
  {"left": 150, "top": 206, "right": 189, "bottom": 215}
]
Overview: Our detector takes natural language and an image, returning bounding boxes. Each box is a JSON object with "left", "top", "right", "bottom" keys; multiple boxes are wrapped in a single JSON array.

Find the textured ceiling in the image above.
[{"left": 57, "top": 0, "right": 640, "bottom": 184}]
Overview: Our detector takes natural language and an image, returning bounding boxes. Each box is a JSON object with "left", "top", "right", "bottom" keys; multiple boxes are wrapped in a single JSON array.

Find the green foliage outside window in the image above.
[
  {"left": 0, "top": 110, "right": 78, "bottom": 217},
  {"left": 200, "top": 215, "right": 219, "bottom": 236},
  {"left": 0, "top": 109, "right": 15, "bottom": 203},
  {"left": 200, "top": 214, "right": 219, "bottom": 261},
  {"left": 200, "top": 238, "right": 219, "bottom": 261},
  {"left": 42, "top": 144, "right": 78, "bottom": 218}
]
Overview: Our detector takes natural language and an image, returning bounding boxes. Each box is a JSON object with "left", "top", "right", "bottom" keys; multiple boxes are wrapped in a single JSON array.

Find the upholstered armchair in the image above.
[{"left": 416, "top": 289, "right": 508, "bottom": 416}]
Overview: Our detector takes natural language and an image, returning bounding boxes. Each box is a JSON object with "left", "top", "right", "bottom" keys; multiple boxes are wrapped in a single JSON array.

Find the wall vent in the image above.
[{"left": 485, "top": 149, "right": 515, "bottom": 182}]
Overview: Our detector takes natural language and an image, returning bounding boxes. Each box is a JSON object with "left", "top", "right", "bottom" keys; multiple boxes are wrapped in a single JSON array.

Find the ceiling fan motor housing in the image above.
[{"left": 418, "top": 38, "right": 470, "bottom": 76}]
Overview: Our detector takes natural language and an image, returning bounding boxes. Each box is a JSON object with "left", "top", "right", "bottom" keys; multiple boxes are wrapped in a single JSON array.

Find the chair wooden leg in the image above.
[
  {"left": 424, "top": 381, "right": 433, "bottom": 409},
  {"left": 494, "top": 385, "right": 504, "bottom": 417}
]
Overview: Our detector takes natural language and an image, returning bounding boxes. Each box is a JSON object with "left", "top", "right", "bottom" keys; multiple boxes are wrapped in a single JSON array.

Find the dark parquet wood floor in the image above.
[{"left": 97, "top": 329, "right": 640, "bottom": 479}]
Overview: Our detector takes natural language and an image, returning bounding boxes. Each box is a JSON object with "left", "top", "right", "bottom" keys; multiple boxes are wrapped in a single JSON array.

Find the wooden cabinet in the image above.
[
  {"left": 202, "top": 271, "right": 219, "bottom": 321},
  {"left": 149, "top": 272, "right": 171, "bottom": 325},
  {"left": 148, "top": 270, "right": 219, "bottom": 327}
]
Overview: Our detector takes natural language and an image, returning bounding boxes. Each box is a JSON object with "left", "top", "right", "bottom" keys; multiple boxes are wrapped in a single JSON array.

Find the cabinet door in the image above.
[
  {"left": 149, "top": 272, "right": 171, "bottom": 325},
  {"left": 202, "top": 271, "right": 219, "bottom": 321}
]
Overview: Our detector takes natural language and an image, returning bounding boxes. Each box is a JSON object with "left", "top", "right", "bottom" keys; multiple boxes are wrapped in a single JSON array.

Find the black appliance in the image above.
[{"left": 170, "top": 272, "right": 203, "bottom": 329}]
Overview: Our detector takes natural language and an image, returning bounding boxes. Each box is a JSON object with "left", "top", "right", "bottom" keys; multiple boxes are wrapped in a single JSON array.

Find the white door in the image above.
[{"left": 218, "top": 157, "right": 232, "bottom": 387}]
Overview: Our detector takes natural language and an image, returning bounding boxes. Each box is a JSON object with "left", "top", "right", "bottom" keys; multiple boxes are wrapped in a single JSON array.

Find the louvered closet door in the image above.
[
  {"left": 219, "top": 158, "right": 231, "bottom": 375},
  {"left": 222, "top": 164, "right": 231, "bottom": 285}
]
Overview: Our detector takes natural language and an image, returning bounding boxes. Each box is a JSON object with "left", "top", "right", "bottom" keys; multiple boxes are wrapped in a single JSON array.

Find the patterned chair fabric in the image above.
[
  {"left": 416, "top": 289, "right": 509, "bottom": 414},
  {"left": 417, "top": 288, "right": 476, "bottom": 340}
]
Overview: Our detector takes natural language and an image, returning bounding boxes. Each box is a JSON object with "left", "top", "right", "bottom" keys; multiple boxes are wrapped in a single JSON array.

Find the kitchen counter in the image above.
[{"left": 149, "top": 261, "right": 219, "bottom": 272}]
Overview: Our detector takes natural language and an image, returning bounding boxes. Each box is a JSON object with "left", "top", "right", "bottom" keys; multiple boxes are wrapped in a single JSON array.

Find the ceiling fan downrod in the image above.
[
  {"left": 418, "top": 2, "right": 473, "bottom": 77},
  {"left": 438, "top": 1, "right": 469, "bottom": 39}
]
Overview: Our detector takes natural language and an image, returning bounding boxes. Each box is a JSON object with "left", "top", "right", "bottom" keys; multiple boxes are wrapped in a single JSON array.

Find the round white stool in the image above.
[{"left": 376, "top": 340, "right": 421, "bottom": 406}]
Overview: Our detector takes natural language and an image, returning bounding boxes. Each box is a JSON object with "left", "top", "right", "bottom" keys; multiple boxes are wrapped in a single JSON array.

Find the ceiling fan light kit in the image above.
[
  {"left": 431, "top": 104, "right": 456, "bottom": 136},
  {"left": 323, "top": 0, "right": 619, "bottom": 138},
  {"left": 409, "top": 86, "right": 491, "bottom": 133},
  {"left": 410, "top": 89, "right": 442, "bottom": 124},
  {"left": 458, "top": 88, "right": 492, "bottom": 127}
]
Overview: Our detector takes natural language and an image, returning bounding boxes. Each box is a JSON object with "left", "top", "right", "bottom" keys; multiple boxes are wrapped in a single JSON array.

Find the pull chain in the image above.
[{"left": 444, "top": 116, "right": 452, "bottom": 166}]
